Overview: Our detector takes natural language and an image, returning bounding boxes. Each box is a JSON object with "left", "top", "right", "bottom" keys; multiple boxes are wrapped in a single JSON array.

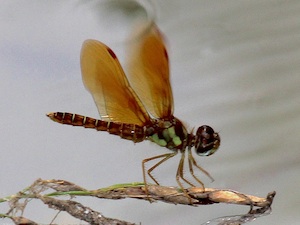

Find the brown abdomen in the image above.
[{"left": 47, "top": 112, "right": 146, "bottom": 142}]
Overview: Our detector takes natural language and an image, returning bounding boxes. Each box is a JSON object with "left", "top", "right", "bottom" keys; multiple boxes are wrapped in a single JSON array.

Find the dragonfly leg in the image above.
[
  {"left": 176, "top": 151, "right": 196, "bottom": 204},
  {"left": 188, "top": 148, "right": 214, "bottom": 187},
  {"left": 142, "top": 152, "right": 177, "bottom": 198},
  {"left": 176, "top": 151, "right": 196, "bottom": 188}
]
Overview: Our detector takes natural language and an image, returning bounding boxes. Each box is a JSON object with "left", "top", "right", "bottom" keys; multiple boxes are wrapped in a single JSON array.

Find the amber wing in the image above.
[
  {"left": 80, "top": 40, "right": 150, "bottom": 126},
  {"left": 127, "top": 24, "right": 174, "bottom": 119}
]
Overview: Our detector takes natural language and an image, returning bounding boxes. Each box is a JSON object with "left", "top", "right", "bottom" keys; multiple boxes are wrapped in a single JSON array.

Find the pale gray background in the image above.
[{"left": 1, "top": 0, "right": 300, "bottom": 224}]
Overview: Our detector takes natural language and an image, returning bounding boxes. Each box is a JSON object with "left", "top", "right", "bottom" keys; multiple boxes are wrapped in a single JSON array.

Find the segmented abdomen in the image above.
[{"left": 47, "top": 112, "right": 146, "bottom": 142}]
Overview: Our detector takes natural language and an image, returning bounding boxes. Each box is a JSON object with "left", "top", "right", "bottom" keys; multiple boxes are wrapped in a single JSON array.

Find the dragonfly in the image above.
[{"left": 47, "top": 24, "right": 220, "bottom": 196}]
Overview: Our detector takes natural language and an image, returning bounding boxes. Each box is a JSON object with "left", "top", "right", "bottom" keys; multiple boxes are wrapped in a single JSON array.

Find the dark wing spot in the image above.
[
  {"left": 163, "top": 48, "right": 169, "bottom": 62},
  {"left": 107, "top": 47, "right": 117, "bottom": 59}
]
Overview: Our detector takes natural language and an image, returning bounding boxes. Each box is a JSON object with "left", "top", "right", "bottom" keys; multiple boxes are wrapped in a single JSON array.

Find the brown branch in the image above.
[{"left": 0, "top": 179, "right": 276, "bottom": 225}]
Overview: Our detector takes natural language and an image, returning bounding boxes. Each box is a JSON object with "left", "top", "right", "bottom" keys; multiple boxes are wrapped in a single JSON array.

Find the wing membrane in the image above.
[
  {"left": 127, "top": 24, "right": 174, "bottom": 119},
  {"left": 80, "top": 40, "right": 150, "bottom": 126}
]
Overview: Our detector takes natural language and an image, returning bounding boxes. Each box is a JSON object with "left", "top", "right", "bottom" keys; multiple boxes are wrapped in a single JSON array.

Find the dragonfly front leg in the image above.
[{"left": 188, "top": 148, "right": 214, "bottom": 186}]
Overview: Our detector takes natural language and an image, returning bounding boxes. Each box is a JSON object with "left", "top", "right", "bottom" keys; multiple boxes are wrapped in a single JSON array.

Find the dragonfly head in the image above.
[{"left": 194, "top": 125, "right": 220, "bottom": 156}]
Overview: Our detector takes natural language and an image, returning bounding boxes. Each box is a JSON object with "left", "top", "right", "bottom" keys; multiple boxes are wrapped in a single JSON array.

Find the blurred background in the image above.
[{"left": 1, "top": 0, "right": 300, "bottom": 224}]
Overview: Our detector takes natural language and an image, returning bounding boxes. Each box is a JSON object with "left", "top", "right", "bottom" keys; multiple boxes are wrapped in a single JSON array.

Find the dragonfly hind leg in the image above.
[{"left": 142, "top": 152, "right": 177, "bottom": 197}]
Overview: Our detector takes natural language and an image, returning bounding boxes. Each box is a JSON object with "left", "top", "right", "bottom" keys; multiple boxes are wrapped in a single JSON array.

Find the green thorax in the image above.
[{"left": 147, "top": 118, "right": 188, "bottom": 150}]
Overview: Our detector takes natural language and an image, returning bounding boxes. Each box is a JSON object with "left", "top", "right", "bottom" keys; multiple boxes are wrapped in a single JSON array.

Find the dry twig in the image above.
[{"left": 0, "top": 179, "right": 276, "bottom": 225}]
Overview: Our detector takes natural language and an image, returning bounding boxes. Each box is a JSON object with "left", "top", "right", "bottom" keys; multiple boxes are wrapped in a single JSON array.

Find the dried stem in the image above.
[{"left": 0, "top": 179, "right": 276, "bottom": 225}]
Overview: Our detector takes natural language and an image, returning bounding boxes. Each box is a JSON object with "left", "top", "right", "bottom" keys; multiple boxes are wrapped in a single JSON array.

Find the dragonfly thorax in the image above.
[{"left": 146, "top": 117, "right": 188, "bottom": 150}]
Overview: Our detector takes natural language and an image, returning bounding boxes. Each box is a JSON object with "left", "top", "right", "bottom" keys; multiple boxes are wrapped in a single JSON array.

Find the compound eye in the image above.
[{"left": 195, "top": 125, "right": 220, "bottom": 156}]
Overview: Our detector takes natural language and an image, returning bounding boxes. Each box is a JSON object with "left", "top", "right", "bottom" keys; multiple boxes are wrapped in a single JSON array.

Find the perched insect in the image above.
[{"left": 47, "top": 24, "right": 220, "bottom": 196}]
